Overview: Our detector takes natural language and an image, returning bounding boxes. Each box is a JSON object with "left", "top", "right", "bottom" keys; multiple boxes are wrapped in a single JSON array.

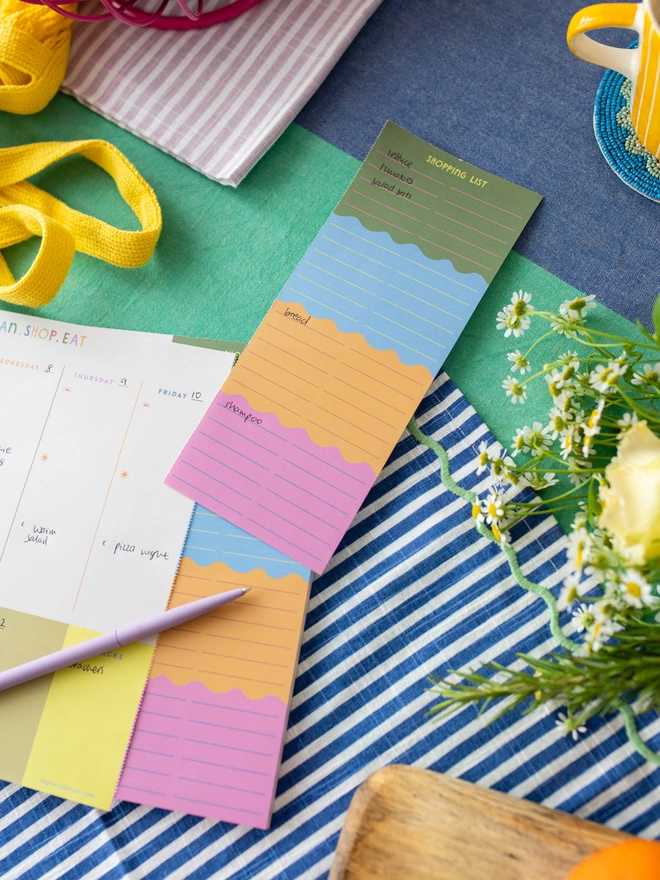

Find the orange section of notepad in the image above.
[
  {"left": 221, "top": 301, "right": 434, "bottom": 468},
  {"left": 151, "top": 558, "right": 310, "bottom": 701}
]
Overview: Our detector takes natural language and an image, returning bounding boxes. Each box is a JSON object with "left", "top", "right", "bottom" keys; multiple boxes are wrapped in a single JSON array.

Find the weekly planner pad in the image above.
[
  {"left": 168, "top": 122, "right": 542, "bottom": 572},
  {"left": 0, "top": 313, "right": 235, "bottom": 809}
]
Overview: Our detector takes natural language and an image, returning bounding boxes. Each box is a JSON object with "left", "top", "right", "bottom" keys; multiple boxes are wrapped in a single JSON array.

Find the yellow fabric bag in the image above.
[
  {"left": 0, "top": 0, "right": 72, "bottom": 115},
  {"left": 0, "top": 4, "right": 163, "bottom": 308},
  {"left": 0, "top": 140, "right": 163, "bottom": 307}
]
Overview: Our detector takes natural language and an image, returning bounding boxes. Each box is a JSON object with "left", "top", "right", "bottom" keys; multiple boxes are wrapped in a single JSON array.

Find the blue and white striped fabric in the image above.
[{"left": 1, "top": 375, "right": 659, "bottom": 879}]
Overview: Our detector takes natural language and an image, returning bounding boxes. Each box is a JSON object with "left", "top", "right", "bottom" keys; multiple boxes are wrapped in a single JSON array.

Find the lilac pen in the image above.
[{"left": 0, "top": 587, "right": 250, "bottom": 693}]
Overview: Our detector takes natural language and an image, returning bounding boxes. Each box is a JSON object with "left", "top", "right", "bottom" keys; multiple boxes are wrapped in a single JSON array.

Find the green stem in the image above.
[
  {"left": 530, "top": 315, "right": 660, "bottom": 350},
  {"left": 521, "top": 329, "right": 556, "bottom": 361},
  {"left": 620, "top": 705, "right": 660, "bottom": 766},
  {"left": 408, "top": 416, "right": 575, "bottom": 654},
  {"left": 408, "top": 414, "right": 660, "bottom": 765},
  {"left": 617, "top": 386, "right": 660, "bottom": 423}
]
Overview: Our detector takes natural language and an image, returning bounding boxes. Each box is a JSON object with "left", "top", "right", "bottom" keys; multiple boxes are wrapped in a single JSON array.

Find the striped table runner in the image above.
[
  {"left": 1, "top": 375, "right": 658, "bottom": 878},
  {"left": 62, "top": 0, "right": 382, "bottom": 187}
]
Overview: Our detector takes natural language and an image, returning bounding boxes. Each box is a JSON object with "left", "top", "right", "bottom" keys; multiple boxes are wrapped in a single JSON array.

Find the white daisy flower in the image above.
[
  {"left": 496, "top": 307, "right": 529, "bottom": 338},
  {"left": 559, "top": 432, "right": 575, "bottom": 460},
  {"left": 545, "top": 367, "right": 562, "bottom": 400},
  {"left": 559, "top": 294, "right": 597, "bottom": 320},
  {"left": 551, "top": 316, "right": 581, "bottom": 338},
  {"left": 502, "top": 376, "right": 527, "bottom": 404},
  {"left": 619, "top": 569, "right": 654, "bottom": 609},
  {"left": 520, "top": 422, "right": 552, "bottom": 456},
  {"left": 557, "top": 389, "right": 578, "bottom": 412},
  {"left": 559, "top": 351, "right": 580, "bottom": 368},
  {"left": 567, "top": 459, "right": 590, "bottom": 486},
  {"left": 572, "top": 603, "right": 594, "bottom": 633},
  {"left": 490, "top": 452, "right": 516, "bottom": 482},
  {"left": 507, "top": 349, "right": 531, "bottom": 374},
  {"left": 589, "top": 361, "right": 627, "bottom": 394},
  {"left": 491, "top": 523, "right": 509, "bottom": 545},
  {"left": 557, "top": 572, "right": 586, "bottom": 612},
  {"left": 630, "top": 362, "right": 660, "bottom": 387},
  {"left": 523, "top": 471, "right": 559, "bottom": 491},
  {"left": 586, "top": 617, "right": 619, "bottom": 652},
  {"left": 511, "top": 289, "right": 532, "bottom": 306},
  {"left": 475, "top": 440, "right": 491, "bottom": 475},
  {"left": 584, "top": 543, "right": 615, "bottom": 584},
  {"left": 511, "top": 428, "right": 526, "bottom": 457},
  {"left": 582, "top": 400, "right": 606, "bottom": 457},
  {"left": 501, "top": 466, "right": 525, "bottom": 487},
  {"left": 471, "top": 501, "right": 486, "bottom": 525},
  {"left": 509, "top": 290, "right": 532, "bottom": 318},
  {"left": 572, "top": 511, "right": 588, "bottom": 531},
  {"left": 567, "top": 527, "right": 592, "bottom": 571},
  {"left": 617, "top": 411, "right": 639, "bottom": 430},
  {"left": 484, "top": 490, "right": 505, "bottom": 525},
  {"left": 546, "top": 407, "right": 570, "bottom": 440},
  {"left": 594, "top": 595, "right": 623, "bottom": 622},
  {"left": 555, "top": 711, "right": 587, "bottom": 741}
]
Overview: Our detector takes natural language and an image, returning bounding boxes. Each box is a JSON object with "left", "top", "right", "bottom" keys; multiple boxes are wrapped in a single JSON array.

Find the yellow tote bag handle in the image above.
[
  {"left": 0, "top": 0, "right": 73, "bottom": 115},
  {"left": 567, "top": 3, "right": 641, "bottom": 79},
  {"left": 0, "top": 204, "right": 74, "bottom": 307},
  {"left": 0, "top": 140, "right": 162, "bottom": 308}
]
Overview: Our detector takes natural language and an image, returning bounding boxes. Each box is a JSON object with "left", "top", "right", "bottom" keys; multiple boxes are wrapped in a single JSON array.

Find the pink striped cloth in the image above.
[{"left": 62, "top": 0, "right": 382, "bottom": 186}]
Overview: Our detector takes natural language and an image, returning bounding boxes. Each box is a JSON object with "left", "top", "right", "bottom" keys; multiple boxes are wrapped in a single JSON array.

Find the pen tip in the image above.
[{"left": 241, "top": 587, "right": 251, "bottom": 594}]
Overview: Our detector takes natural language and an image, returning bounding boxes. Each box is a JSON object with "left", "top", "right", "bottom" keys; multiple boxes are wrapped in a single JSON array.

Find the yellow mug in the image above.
[{"left": 567, "top": 1, "right": 660, "bottom": 158}]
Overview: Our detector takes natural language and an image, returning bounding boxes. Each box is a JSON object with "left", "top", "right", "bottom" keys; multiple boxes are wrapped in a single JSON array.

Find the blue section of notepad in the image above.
[
  {"left": 281, "top": 213, "right": 488, "bottom": 368},
  {"left": 184, "top": 505, "right": 311, "bottom": 579}
]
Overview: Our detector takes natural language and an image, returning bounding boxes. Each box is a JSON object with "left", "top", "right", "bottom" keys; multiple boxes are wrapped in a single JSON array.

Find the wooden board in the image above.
[{"left": 329, "top": 765, "right": 629, "bottom": 880}]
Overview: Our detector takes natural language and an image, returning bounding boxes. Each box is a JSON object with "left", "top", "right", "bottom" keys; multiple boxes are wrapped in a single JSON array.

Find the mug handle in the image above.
[{"left": 567, "top": 3, "right": 641, "bottom": 79}]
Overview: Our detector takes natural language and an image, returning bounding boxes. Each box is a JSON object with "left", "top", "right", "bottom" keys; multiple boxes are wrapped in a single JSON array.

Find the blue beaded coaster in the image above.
[{"left": 594, "top": 49, "right": 660, "bottom": 202}]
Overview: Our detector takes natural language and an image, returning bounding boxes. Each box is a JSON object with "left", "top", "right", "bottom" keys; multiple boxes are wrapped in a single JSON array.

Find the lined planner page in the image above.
[
  {"left": 117, "top": 505, "right": 312, "bottom": 830},
  {"left": 0, "top": 313, "right": 235, "bottom": 809},
  {"left": 168, "top": 123, "right": 542, "bottom": 572}
]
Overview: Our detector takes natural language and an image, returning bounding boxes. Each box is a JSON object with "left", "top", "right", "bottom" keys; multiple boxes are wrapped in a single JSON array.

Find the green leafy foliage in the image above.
[
  {"left": 653, "top": 292, "right": 660, "bottom": 340},
  {"left": 428, "top": 619, "right": 660, "bottom": 734}
]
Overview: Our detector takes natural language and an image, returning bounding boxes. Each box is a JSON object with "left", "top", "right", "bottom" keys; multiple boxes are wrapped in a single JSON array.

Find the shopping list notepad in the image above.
[
  {"left": 117, "top": 506, "right": 312, "bottom": 829},
  {"left": 168, "top": 123, "right": 542, "bottom": 572},
  {"left": 0, "top": 313, "right": 235, "bottom": 808}
]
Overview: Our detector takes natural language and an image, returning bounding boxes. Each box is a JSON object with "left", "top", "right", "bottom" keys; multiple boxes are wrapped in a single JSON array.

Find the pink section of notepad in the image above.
[
  {"left": 117, "top": 678, "right": 287, "bottom": 828},
  {"left": 165, "top": 392, "right": 375, "bottom": 571}
]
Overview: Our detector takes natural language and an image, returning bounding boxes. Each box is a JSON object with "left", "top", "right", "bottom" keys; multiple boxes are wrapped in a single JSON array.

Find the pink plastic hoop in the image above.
[{"left": 19, "top": 0, "right": 265, "bottom": 28}]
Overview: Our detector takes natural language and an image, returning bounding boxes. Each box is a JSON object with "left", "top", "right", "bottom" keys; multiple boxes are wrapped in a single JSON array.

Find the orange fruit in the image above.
[{"left": 567, "top": 839, "right": 660, "bottom": 879}]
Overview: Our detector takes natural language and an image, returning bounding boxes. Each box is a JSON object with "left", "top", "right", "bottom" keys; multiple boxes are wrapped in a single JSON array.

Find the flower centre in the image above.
[
  {"left": 626, "top": 582, "right": 642, "bottom": 599},
  {"left": 512, "top": 300, "right": 527, "bottom": 317}
]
